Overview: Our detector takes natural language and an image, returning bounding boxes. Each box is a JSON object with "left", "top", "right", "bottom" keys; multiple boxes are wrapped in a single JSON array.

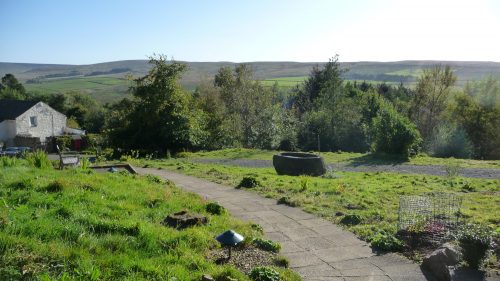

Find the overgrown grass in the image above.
[
  {"left": 177, "top": 148, "right": 500, "bottom": 169},
  {"left": 0, "top": 160, "right": 299, "bottom": 280},
  {"left": 144, "top": 159, "right": 500, "bottom": 243}
]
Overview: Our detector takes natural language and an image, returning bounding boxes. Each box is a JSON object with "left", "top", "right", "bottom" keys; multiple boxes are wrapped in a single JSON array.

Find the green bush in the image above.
[
  {"left": 371, "top": 101, "right": 422, "bottom": 157},
  {"left": 55, "top": 136, "right": 72, "bottom": 151},
  {"left": 339, "top": 214, "right": 363, "bottom": 225},
  {"left": 456, "top": 223, "right": 493, "bottom": 269},
  {"left": 205, "top": 202, "right": 225, "bottom": 215},
  {"left": 25, "top": 151, "right": 52, "bottom": 169},
  {"left": 252, "top": 238, "right": 281, "bottom": 253},
  {"left": 249, "top": 266, "right": 280, "bottom": 281},
  {"left": 237, "top": 176, "right": 260, "bottom": 188},
  {"left": 428, "top": 124, "right": 473, "bottom": 158},
  {"left": 370, "top": 232, "right": 404, "bottom": 251}
]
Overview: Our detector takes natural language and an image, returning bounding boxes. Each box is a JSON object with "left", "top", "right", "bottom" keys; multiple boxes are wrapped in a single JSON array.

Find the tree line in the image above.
[{"left": 1, "top": 55, "right": 499, "bottom": 159}]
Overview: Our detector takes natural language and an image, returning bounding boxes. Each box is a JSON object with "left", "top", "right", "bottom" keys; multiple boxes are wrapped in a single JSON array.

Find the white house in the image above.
[{"left": 0, "top": 100, "right": 67, "bottom": 146}]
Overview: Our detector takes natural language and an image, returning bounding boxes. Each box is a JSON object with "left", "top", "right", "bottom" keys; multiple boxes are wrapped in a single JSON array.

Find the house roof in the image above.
[{"left": 0, "top": 99, "right": 39, "bottom": 122}]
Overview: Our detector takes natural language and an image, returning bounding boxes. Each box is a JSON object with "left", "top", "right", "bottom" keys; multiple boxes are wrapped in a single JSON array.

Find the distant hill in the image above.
[{"left": 1, "top": 60, "right": 500, "bottom": 103}]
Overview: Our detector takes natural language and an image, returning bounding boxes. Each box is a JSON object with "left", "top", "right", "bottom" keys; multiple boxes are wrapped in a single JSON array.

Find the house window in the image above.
[{"left": 30, "top": 116, "right": 38, "bottom": 127}]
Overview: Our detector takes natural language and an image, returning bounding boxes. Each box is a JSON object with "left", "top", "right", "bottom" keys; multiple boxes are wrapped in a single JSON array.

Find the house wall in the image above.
[
  {"left": 15, "top": 102, "right": 67, "bottom": 143},
  {"left": 0, "top": 120, "right": 17, "bottom": 146}
]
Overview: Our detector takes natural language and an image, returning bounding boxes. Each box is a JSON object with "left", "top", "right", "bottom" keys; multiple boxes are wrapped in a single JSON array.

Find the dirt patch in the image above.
[{"left": 209, "top": 245, "right": 281, "bottom": 274}]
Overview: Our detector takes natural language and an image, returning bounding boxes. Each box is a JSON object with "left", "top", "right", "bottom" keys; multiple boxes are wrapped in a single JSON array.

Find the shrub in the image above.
[
  {"left": 370, "top": 232, "right": 404, "bottom": 251},
  {"left": 371, "top": 101, "right": 422, "bottom": 157},
  {"left": 55, "top": 136, "right": 72, "bottom": 151},
  {"left": 428, "top": 124, "right": 473, "bottom": 158},
  {"left": 456, "top": 223, "right": 493, "bottom": 269},
  {"left": 25, "top": 151, "right": 52, "bottom": 169},
  {"left": 249, "top": 266, "right": 280, "bottom": 281},
  {"left": 237, "top": 176, "right": 260, "bottom": 188},
  {"left": 205, "top": 202, "right": 225, "bottom": 215},
  {"left": 339, "top": 214, "right": 363, "bottom": 225},
  {"left": 252, "top": 238, "right": 281, "bottom": 253}
]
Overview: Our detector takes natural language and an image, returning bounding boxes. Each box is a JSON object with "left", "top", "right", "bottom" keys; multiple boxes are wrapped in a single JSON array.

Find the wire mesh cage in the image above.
[{"left": 397, "top": 192, "right": 462, "bottom": 247}]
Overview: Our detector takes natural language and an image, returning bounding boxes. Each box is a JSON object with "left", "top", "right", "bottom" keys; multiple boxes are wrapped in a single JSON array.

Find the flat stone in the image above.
[
  {"left": 329, "top": 258, "right": 376, "bottom": 270},
  {"left": 294, "top": 263, "right": 341, "bottom": 278},
  {"left": 297, "top": 218, "right": 333, "bottom": 228},
  {"left": 286, "top": 251, "right": 325, "bottom": 268},
  {"left": 341, "top": 266, "right": 386, "bottom": 277},
  {"left": 294, "top": 237, "right": 336, "bottom": 251},
  {"left": 343, "top": 277, "right": 392, "bottom": 281},
  {"left": 279, "top": 241, "right": 305, "bottom": 253},
  {"left": 264, "top": 231, "right": 290, "bottom": 242},
  {"left": 282, "top": 227, "right": 320, "bottom": 241}
]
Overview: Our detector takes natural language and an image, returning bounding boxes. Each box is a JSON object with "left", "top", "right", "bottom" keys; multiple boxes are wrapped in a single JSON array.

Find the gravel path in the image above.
[
  {"left": 192, "top": 158, "right": 500, "bottom": 179},
  {"left": 137, "top": 168, "right": 499, "bottom": 281}
]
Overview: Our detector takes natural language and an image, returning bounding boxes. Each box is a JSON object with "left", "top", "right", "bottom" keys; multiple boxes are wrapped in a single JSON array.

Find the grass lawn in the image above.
[
  {"left": 0, "top": 156, "right": 300, "bottom": 281},
  {"left": 178, "top": 148, "right": 500, "bottom": 169},
  {"left": 136, "top": 158, "right": 499, "bottom": 261}
]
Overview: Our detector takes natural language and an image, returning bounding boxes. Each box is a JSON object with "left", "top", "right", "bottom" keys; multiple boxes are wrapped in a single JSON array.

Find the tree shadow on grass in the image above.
[{"left": 344, "top": 153, "right": 410, "bottom": 167}]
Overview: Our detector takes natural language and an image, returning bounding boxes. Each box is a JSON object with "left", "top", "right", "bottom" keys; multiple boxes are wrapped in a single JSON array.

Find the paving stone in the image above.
[
  {"left": 264, "top": 231, "right": 290, "bottom": 242},
  {"left": 329, "top": 258, "right": 376, "bottom": 270},
  {"left": 341, "top": 266, "right": 386, "bottom": 277},
  {"left": 294, "top": 237, "right": 336, "bottom": 251},
  {"left": 293, "top": 263, "right": 341, "bottom": 278},
  {"left": 282, "top": 227, "right": 320, "bottom": 241},
  {"left": 367, "top": 253, "right": 414, "bottom": 268},
  {"left": 297, "top": 218, "right": 333, "bottom": 228},
  {"left": 313, "top": 247, "right": 361, "bottom": 263},
  {"left": 279, "top": 241, "right": 305, "bottom": 253},
  {"left": 286, "top": 251, "right": 325, "bottom": 268},
  {"left": 343, "top": 276, "right": 392, "bottom": 281}
]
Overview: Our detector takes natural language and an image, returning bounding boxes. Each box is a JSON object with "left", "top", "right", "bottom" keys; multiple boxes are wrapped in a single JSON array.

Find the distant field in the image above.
[
  {"left": 25, "top": 76, "right": 132, "bottom": 103},
  {"left": 260, "top": 76, "right": 307, "bottom": 88}
]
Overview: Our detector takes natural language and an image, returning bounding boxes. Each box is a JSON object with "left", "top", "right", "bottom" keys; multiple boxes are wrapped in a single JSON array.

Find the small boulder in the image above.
[
  {"left": 162, "top": 210, "right": 207, "bottom": 229},
  {"left": 421, "top": 243, "right": 460, "bottom": 281}
]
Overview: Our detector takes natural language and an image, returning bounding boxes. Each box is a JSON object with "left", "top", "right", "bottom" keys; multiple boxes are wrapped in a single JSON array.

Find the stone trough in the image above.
[{"left": 272, "top": 152, "right": 326, "bottom": 176}]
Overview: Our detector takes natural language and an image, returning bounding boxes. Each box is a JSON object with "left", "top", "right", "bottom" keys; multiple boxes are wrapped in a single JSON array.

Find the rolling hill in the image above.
[{"left": 1, "top": 60, "right": 500, "bottom": 103}]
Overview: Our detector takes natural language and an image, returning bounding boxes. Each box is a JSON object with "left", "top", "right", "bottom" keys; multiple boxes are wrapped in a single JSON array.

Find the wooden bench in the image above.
[{"left": 56, "top": 145, "right": 81, "bottom": 169}]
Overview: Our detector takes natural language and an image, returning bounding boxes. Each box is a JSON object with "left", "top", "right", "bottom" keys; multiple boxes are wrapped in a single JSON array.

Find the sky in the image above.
[{"left": 1, "top": 0, "right": 500, "bottom": 64}]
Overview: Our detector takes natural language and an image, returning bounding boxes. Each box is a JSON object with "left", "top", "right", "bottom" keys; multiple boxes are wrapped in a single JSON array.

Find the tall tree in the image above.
[{"left": 410, "top": 65, "right": 457, "bottom": 143}]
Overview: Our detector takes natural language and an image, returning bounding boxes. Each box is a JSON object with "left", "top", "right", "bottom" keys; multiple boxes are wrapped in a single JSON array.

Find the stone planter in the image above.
[{"left": 273, "top": 152, "right": 326, "bottom": 176}]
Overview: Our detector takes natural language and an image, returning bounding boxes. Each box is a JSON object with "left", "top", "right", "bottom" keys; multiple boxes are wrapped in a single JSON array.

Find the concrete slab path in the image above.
[{"left": 137, "top": 168, "right": 498, "bottom": 281}]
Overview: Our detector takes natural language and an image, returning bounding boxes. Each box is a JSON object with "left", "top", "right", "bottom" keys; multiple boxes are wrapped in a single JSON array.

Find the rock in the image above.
[
  {"left": 439, "top": 242, "right": 460, "bottom": 265},
  {"left": 162, "top": 210, "right": 207, "bottom": 229},
  {"left": 201, "top": 274, "right": 214, "bottom": 281},
  {"left": 335, "top": 211, "right": 344, "bottom": 216},
  {"left": 421, "top": 243, "right": 460, "bottom": 281}
]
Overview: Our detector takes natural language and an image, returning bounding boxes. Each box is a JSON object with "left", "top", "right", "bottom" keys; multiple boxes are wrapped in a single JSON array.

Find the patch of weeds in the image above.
[
  {"left": 299, "top": 176, "right": 309, "bottom": 192},
  {"left": 457, "top": 223, "right": 494, "bottom": 269},
  {"left": 461, "top": 182, "right": 476, "bottom": 192},
  {"left": 339, "top": 214, "right": 363, "bottom": 225},
  {"left": 252, "top": 238, "right": 281, "bottom": 253},
  {"left": 42, "top": 180, "right": 67, "bottom": 193},
  {"left": 146, "top": 174, "right": 164, "bottom": 184},
  {"left": 273, "top": 255, "right": 289, "bottom": 268},
  {"left": 249, "top": 266, "right": 280, "bottom": 281},
  {"left": 25, "top": 151, "right": 52, "bottom": 169},
  {"left": 206, "top": 202, "right": 225, "bottom": 215},
  {"left": 251, "top": 223, "right": 264, "bottom": 234},
  {"left": 10, "top": 178, "right": 34, "bottom": 190},
  {"left": 370, "top": 232, "right": 404, "bottom": 251},
  {"left": 277, "top": 196, "right": 299, "bottom": 207},
  {"left": 146, "top": 198, "right": 163, "bottom": 208},
  {"left": 237, "top": 176, "right": 260, "bottom": 189},
  {"left": 80, "top": 183, "right": 96, "bottom": 191},
  {"left": 323, "top": 170, "right": 341, "bottom": 179},
  {"left": 55, "top": 206, "right": 72, "bottom": 219}
]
